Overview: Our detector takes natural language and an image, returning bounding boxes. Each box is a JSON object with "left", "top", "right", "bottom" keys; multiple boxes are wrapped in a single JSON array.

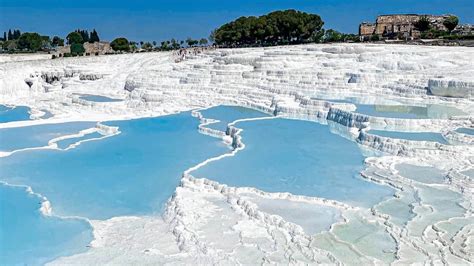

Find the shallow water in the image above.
[
  {"left": 243, "top": 195, "right": 342, "bottom": 235},
  {"left": 0, "top": 105, "right": 31, "bottom": 123},
  {"left": 0, "top": 112, "right": 229, "bottom": 220},
  {"left": 199, "top": 105, "right": 269, "bottom": 131},
  {"left": 456, "top": 127, "right": 474, "bottom": 135},
  {"left": 355, "top": 104, "right": 465, "bottom": 119},
  {"left": 368, "top": 129, "right": 449, "bottom": 144},
  {"left": 77, "top": 94, "right": 122, "bottom": 102},
  {"left": 0, "top": 122, "right": 95, "bottom": 152},
  {"left": 0, "top": 183, "right": 92, "bottom": 265},
  {"left": 312, "top": 98, "right": 466, "bottom": 119},
  {"left": 193, "top": 116, "right": 394, "bottom": 208},
  {"left": 396, "top": 163, "right": 446, "bottom": 184}
]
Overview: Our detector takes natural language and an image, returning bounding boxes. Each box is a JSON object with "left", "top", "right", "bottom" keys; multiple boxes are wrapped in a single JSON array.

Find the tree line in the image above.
[
  {"left": 211, "top": 10, "right": 325, "bottom": 47},
  {"left": 109, "top": 37, "right": 209, "bottom": 52},
  {"left": 412, "top": 15, "right": 471, "bottom": 40},
  {"left": 0, "top": 28, "right": 101, "bottom": 53},
  {"left": 1, "top": 29, "right": 22, "bottom": 41}
]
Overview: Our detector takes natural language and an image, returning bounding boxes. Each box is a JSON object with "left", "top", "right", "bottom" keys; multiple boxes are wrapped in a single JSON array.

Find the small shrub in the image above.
[
  {"left": 71, "top": 43, "right": 85, "bottom": 56},
  {"left": 370, "top": 34, "right": 380, "bottom": 41}
]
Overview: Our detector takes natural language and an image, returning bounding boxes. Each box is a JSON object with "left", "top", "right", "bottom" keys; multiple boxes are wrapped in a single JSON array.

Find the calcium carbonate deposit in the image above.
[{"left": 0, "top": 43, "right": 473, "bottom": 265}]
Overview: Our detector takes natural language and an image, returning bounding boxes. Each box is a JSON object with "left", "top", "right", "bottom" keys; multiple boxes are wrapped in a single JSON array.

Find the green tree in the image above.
[
  {"left": 70, "top": 43, "right": 85, "bottom": 56},
  {"left": 443, "top": 16, "right": 459, "bottom": 32},
  {"left": 370, "top": 34, "right": 380, "bottom": 41},
  {"left": 89, "top": 29, "right": 100, "bottom": 43},
  {"left": 110, "top": 37, "right": 130, "bottom": 51},
  {"left": 186, "top": 37, "right": 198, "bottom": 47},
  {"left": 52, "top": 36, "right": 64, "bottom": 46},
  {"left": 76, "top": 29, "right": 89, "bottom": 43},
  {"left": 7, "top": 30, "right": 12, "bottom": 41},
  {"left": 213, "top": 9, "right": 323, "bottom": 47},
  {"left": 142, "top": 42, "right": 153, "bottom": 51},
  {"left": 170, "top": 38, "right": 180, "bottom": 49},
  {"left": 152, "top": 41, "right": 157, "bottom": 46},
  {"left": 160, "top": 41, "right": 169, "bottom": 50},
  {"left": 199, "top": 38, "right": 208, "bottom": 46},
  {"left": 414, "top": 16, "right": 431, "bottom": 32},
  {"left": 17, "top": 32, "right": 43, "bottom": 51},
  {"left": 67, "top": 32, "right": 83, "bottom": 45},
  {"left": 324, "top": 29, "right": 344, "bottom": 42}
]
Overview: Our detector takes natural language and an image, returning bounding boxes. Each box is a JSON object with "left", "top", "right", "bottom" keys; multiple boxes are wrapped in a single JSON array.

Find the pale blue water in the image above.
[
  {"left": 0, "top": 112, "right": 228, "bottom": 220},
  {"left": 0, "top": 122, "right": 95, "bottom": 152},
  {"left": 193, "top": 117, "right": 394, "bottom": 208},
  {"left": 0, "top": 105, "right": 31, "bottom": 123},
  {"left": 55, "top": 132, "right": 104, "bottom": 150},
  {"left": 456, "top": 127, "right": 474, "bottom": 135},
  {"left": 396, "top": 164, "right": 446, "bottom": 184},
  {"left": 368, "top": 130, "right": 449, "bottom": 144},
  {"left": 313, "top": 99, "right": 465, "bottom": 119},
  {"left": 200, "top": 105, "right": 269, "bottom": 131},
  {"left": 77, "top": 94, "right": 122, "bottom": 102},
  {"left": 355, "top": 104, "right": 465, "bottom": 119},
  {"left": 0, "top": 183, "right": 92, "bottom": 265}
]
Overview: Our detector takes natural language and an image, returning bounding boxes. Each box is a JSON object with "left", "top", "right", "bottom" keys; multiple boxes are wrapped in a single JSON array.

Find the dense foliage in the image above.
[
  {"left": 110, "top": 37, "right": 130, "bottom": 51},
  {"left": 66, "top": 32, "right": 83, "bottom": 45},
  {"left": 323, "top": 29, "right": 359, "bottom": 43},
  {"left": 17, "top": 32, "right": 43, "bottom": 51},
  {"left": 443, "top": 16, "right": 459, "bottom": 32},
  {"left": 212, "top": 9, "right": 324, "bottom": 47},
  {"left": 89, "top": 29, "right": 100, "bottom": 43},
  {"left": 414, "top": 16, "right": 431, "bottom": 32},
  {"left": 52, "top": 36, "right": 64, "bottom": 46},
  {"left": 70, "top": 43, "right": 85, "bottom": 55}
]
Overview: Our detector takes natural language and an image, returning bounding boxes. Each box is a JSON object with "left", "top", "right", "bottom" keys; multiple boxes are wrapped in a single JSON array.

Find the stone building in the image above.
[
  {"left": 359, "top": 14, "right": 451, "bottom": 40},
  {"left": 83, "top": 41, "right": 113, "bottom": 55},
  {"left": 54, "top": 41, "right": 112, "bottom": 57},
  {"left": 452, "top": 24, "right": 474, "bottom": 36}
]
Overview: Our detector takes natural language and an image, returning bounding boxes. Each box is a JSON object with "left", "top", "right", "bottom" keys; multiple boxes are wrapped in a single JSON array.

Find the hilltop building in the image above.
[
  {"left": 54, "top": 41, "right": 113, "bottom": 57},
  {"left": 359, "top": 14, "right": 451, "bottom": 41}
]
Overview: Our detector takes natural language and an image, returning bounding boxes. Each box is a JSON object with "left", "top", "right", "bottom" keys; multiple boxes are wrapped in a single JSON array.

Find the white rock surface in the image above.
[{"left": 1, "top": 43, "right": 473, "bottom": 265}]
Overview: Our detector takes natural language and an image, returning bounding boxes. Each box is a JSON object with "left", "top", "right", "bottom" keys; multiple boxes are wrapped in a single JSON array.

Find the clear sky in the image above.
[{"left": 1, "top": 0, "right": 473, "bottom": 42}]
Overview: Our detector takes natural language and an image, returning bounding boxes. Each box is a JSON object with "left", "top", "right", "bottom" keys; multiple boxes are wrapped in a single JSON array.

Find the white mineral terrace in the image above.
[{"left": 0, "top": 43, "right": 473, "bottom": 265}]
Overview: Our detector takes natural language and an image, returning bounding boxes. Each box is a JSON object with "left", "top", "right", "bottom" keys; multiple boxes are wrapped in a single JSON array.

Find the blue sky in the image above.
[{"left": 1, "top": 0, "right": 473, "bottom": 42}]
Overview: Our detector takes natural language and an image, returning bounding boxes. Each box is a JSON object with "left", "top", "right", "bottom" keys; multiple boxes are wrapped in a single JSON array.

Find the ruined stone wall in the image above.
[
  {"left": 359, "top": 23, "right": 376, "bottom": 36},
  {"left": 360, "top": 14, "right": 450, "bottom": 39},
  {"left": 83, "top": 42, "right": 113, "bottom": 55}
]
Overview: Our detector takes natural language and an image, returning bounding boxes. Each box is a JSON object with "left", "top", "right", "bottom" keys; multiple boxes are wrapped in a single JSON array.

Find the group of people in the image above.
[{"left": 173, "top": 46, "right": 214, "bottom": 62}]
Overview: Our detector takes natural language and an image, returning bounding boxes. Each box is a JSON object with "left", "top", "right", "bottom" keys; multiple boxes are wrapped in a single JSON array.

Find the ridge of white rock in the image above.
[{"left": 1, "top": 44, "right": 473, "bottom": 265}]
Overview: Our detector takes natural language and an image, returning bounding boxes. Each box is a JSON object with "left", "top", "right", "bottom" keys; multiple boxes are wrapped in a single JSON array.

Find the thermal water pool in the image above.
[
  {"left": 354, "top": 104, "right": 466, "bottom": 119},
  {"left": 0, "top": 122, "right": 96, "bottom": 152},
  {"left": 192, "top": 113, "right": 394, "bottom": 208},
  {"left": 0, "top": 105, "right": 31, "bottom": 123},
  {"left": 0, "top": 183, "right": 92, "bottom": 265},
  {"left": 368, "top": 129, "right": 449, "bottom": 144},
  {"left": 76, "top": 94, "right": 122, "bottom": 102},
  {"left": 456, "top": 127, "right": 474, "bottom": 135},
  {"left": 0, "top": 112, "right": 236, "bottom": 264},
  {"left": 0, "top": 112, "right": 229, "bottom": 219},
  {"left": 315, "top": 98, "right": 466, "bottom": 120}
]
